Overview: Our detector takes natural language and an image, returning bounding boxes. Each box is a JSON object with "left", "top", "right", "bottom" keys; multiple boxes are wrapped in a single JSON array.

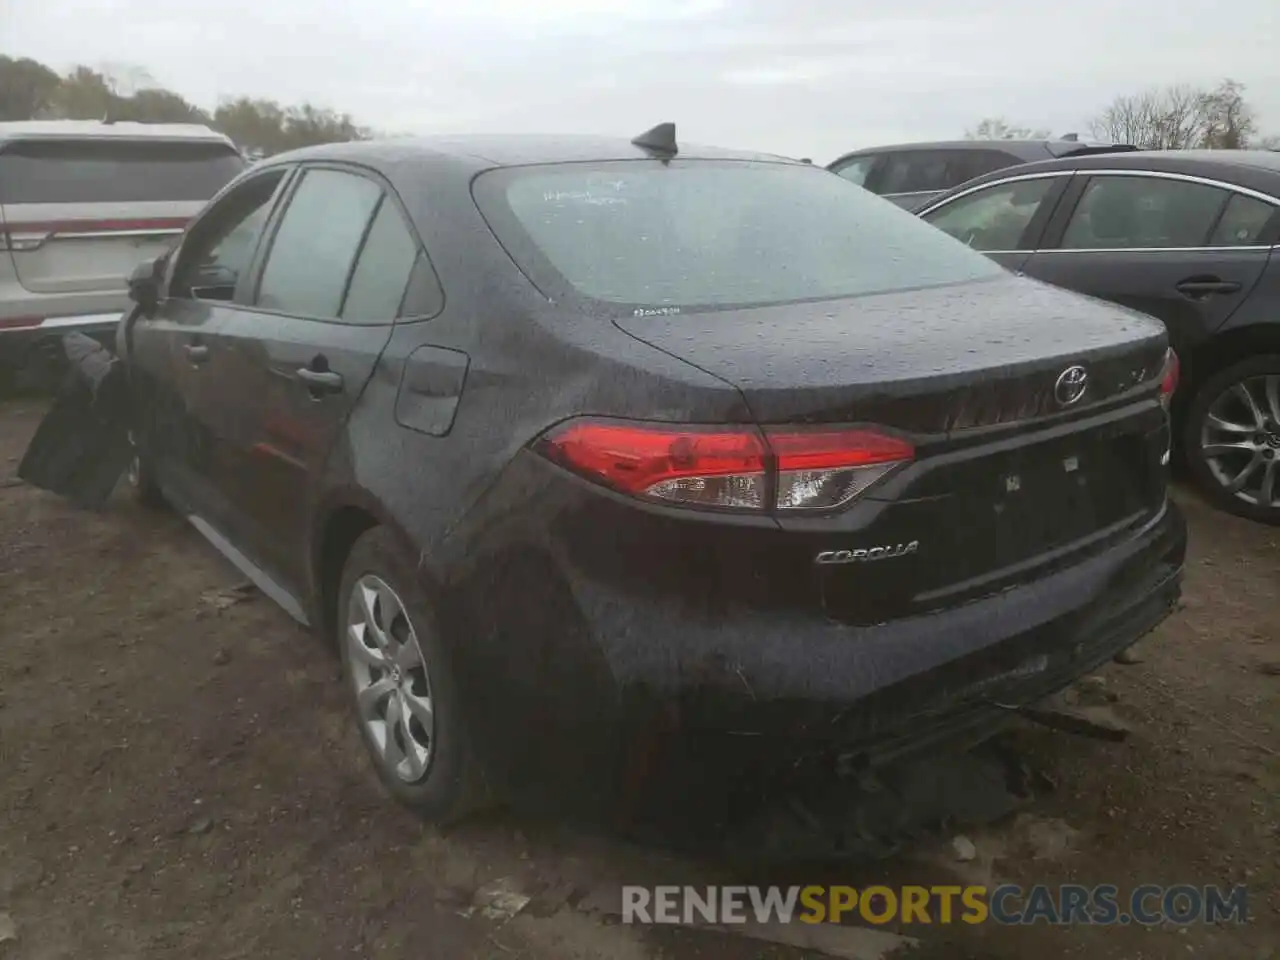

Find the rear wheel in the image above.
[
  {"left": 1183, "top": 354, "right": 1280, "bottom": 525},
  {"left": 337, "top": 527, "right": 486, "bottom": 822}
]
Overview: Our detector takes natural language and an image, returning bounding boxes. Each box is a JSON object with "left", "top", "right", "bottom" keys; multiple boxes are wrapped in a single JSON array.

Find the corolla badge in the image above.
[
  {"left": 1054, "top": 364, "right": 1089, "bottom": 407},
  {"left": 815, "top": 541, "right": 920, "bottom": 565}
]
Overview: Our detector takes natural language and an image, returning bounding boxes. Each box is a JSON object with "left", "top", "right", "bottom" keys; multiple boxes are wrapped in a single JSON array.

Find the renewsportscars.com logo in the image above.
[{"left": 621, "top": 884, "right": 1249, "bottom": 927}]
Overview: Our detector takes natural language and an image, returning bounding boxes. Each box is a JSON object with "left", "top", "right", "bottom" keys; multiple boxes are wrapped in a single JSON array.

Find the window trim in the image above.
[
  {"left": 242, "top": 160, "right": 443, "bottom": 326},
  {"left": 919, "top": 172, "right": 1073, "bottom": 254},
  {"left": 920, "top": 168, "right": 1280, "bottom": 254}
]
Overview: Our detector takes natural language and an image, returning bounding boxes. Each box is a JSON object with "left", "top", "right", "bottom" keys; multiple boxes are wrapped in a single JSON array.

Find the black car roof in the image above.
[
  {"left": 256, "top": 134, "right": 798, "bottom": 177},
  {"left": 922, "top": 148, "right": 1280, "bottom": 206},
  {"left": 827, "top": 138, "right": 1134, "bottom": 169}
]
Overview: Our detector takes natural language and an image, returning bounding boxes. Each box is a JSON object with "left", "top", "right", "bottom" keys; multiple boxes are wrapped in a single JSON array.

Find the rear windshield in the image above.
[
  {"left": 0, "top": 138, "right": 245, "bottom": 205},
  {"left": 473, "top": 159, "right": 1005, "bottom": 312}
]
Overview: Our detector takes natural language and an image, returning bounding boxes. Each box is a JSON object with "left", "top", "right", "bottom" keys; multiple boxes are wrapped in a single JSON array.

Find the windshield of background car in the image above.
[{"left": 472, "top": 159, "right": 1006, "bottom": 313}]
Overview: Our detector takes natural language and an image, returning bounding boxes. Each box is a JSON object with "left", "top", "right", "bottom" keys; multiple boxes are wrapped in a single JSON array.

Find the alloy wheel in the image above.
[
  {"left": 346, "top": 574, "right": 436, "bottom": 783},
  {"left": 1199, "top": 374, "right": 1280, "bottom": 510}
]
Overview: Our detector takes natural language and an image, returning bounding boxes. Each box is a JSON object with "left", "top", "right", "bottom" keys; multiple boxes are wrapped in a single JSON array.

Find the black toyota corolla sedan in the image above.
[
  {"left": 39, "top": 125, "right": 1185, "bottom": 821},
  {"left": 917, "top": 149, "right": 1280, "bottom": 525}
]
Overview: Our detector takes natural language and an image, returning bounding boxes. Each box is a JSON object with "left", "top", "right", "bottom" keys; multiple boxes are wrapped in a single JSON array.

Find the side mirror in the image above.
[{"left": 127, "top": 256, "right": 165, "bottom": 315}]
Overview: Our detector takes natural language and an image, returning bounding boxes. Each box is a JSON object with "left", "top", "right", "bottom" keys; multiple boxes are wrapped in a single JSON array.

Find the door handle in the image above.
[
  {"left": 184, "top": 344, "right": 210, "bottom": 365},
  {"left": 295, "top": 367, "right": 344, "bottom": 394},
  {"left": 1175, "top": 277, "right": 1242, "bottom": 298}
]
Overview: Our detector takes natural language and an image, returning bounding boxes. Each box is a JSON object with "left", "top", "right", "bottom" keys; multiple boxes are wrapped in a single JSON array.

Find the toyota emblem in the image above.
[{"left": 1054, "top": 365, "right": 1089, "bottom": 407}]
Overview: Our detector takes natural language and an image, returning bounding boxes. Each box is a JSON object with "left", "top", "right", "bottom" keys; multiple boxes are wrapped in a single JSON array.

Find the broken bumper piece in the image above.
[{"left": 16, "top": 333, "right": 133, "bottom": 508}]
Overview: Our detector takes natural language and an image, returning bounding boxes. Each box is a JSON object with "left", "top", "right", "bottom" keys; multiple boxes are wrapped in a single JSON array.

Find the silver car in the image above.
[{"left": 1, "top": 120, "right": 245, "bottom": 389}]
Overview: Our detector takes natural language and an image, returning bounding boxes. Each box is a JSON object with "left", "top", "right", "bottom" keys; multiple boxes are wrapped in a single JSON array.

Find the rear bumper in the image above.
[{"left": 439, "top": 455, "right": 1186, "bottom": 796}]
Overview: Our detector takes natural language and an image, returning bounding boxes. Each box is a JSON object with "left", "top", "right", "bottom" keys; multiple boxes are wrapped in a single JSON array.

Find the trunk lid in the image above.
[
  {"left": 616, "top": 274, "right": 1171, "bottom": 624},
  {"left": 614, "top": 275, "right": 1167, "bottom": 433}
]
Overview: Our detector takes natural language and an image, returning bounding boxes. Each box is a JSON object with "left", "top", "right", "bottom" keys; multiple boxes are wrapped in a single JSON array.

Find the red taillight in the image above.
[
  {"left": 536, "top": 418, "right": 914, "bottom": 512},
  {"left": 538, "top": 421, "right": 768, "bottom": 510},
  {"left": 1159, "top": 348, "right": 1179, "bottom": 409}
]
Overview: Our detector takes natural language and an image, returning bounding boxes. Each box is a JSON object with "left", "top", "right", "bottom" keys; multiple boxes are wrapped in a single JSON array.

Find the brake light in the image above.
[
  {"left": 536, "top": 419, "right": 914, "bottom": 512},
  {"left": 1159, "top": 348, "right": 1179, "bottom": 409}
]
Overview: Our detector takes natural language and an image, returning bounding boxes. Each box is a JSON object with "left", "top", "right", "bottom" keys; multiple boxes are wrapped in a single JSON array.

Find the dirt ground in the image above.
[{"left": 0, "top": 397, "right": 1276, "bottom": 960}]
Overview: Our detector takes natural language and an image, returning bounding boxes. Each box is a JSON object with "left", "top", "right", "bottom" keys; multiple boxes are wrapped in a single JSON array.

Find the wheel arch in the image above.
[
  {"left": 311, "top": 490, "right": 430, "bottom": 646},
  {"left": 1184, "top": 324, "right": 1280, "bottom": 391},
  {"left": 1175, "top": 323, "right": 1280, "bottom": 423}
]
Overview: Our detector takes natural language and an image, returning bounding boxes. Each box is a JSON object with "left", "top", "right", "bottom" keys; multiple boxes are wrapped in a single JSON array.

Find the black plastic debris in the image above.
[{"left": 17, "top": 332, "right": 133, "bottom": 509}]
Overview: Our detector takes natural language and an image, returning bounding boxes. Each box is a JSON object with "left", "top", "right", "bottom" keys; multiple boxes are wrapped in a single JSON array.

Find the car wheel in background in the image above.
[
  {"left": 1184, "top": 354, "right": 1280, "bottom": 525},
  {"left": 337, "top": 526, "right": 487, "bottom": 822}
]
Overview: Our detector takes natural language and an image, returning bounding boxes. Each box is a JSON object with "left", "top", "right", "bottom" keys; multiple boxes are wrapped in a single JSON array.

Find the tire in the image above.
[
  {"left": 1182, "top": 353, "right": 1280, "bottom": 525},
  {"left": 126, "top": 433, "right": 166, "bottom": 509},
  {"left": 336, "top": 526, "right": 487, "bottom": 822}
]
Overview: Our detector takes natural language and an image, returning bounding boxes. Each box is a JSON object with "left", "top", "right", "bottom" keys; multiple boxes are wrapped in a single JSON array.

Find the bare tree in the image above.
[
  {"left": 1087, "top": 84, "right": 1206, "bottom": 149},
  {"left": 965, "top": 117, "right": 1051, "bottom": 140},
  {"left": 1260, "top": 134, "right": 1280, "bottom": 152},
  {"left": 1087, "top": 79, "right": 1267, "bottom": 150}
]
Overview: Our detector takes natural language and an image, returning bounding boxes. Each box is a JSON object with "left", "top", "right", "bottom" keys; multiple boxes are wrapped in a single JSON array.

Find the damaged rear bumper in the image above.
[
  {"left": 458, "top": 496, "right": 1185, "bottom": 799},
  {"left": 625, "top": 503, "right": 1183, "bottom": 786}
]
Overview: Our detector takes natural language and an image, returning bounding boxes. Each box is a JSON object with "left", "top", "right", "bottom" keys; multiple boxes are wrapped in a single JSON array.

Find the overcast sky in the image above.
[{"left": 3, "top": 0, "right": 1278, "bottom": 162}]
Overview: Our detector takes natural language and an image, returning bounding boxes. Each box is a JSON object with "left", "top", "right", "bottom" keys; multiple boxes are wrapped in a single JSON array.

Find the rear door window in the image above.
[
  {"left": 1208, "top": 193, "right": 1278, "bottom": 246},
  {"left": 255, "top": 168, "right": 382, "bottom": 318},
  {"left": 922, "top": 178, "right": 1060, "bottom": 251},
  {"left": 340, "top": 199, "right": 422, "bottom": 322},
  {"left": 878, "top": 151, "right": 951, "bottom": 196},
  {"left": 1060, "top": 176, "right": 1229, "bottom": 249},
  {"left": 0, "top": 138, "right": 245, "bottom": 204}
]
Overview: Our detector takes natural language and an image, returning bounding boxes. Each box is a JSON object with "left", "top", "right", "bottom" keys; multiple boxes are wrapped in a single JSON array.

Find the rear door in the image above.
[
  {"left": 1020, "top": 172, "right": 1276, "bottom": 358},
  {"left": 0, "top": 136, "right": 244, "bottom": 318},
  {"left": 130, "top": 166, "right": 294, "bottom": 522},
  {"left": 918, "top": 172, "right": 1073, "bottom": 273},
  {"left": 204, "top": 164, "right": 417, "bottom": 595}
]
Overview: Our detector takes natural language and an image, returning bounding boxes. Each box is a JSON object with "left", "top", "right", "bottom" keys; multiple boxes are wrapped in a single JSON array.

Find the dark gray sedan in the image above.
[{"left": 828, "top": 138, "right": 1136, "bottom": 210}]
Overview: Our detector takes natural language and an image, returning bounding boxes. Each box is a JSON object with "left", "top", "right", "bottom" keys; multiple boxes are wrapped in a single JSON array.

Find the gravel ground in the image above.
[{"left": 0, "top": 398, "right": 1276, "bottom": 960}]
